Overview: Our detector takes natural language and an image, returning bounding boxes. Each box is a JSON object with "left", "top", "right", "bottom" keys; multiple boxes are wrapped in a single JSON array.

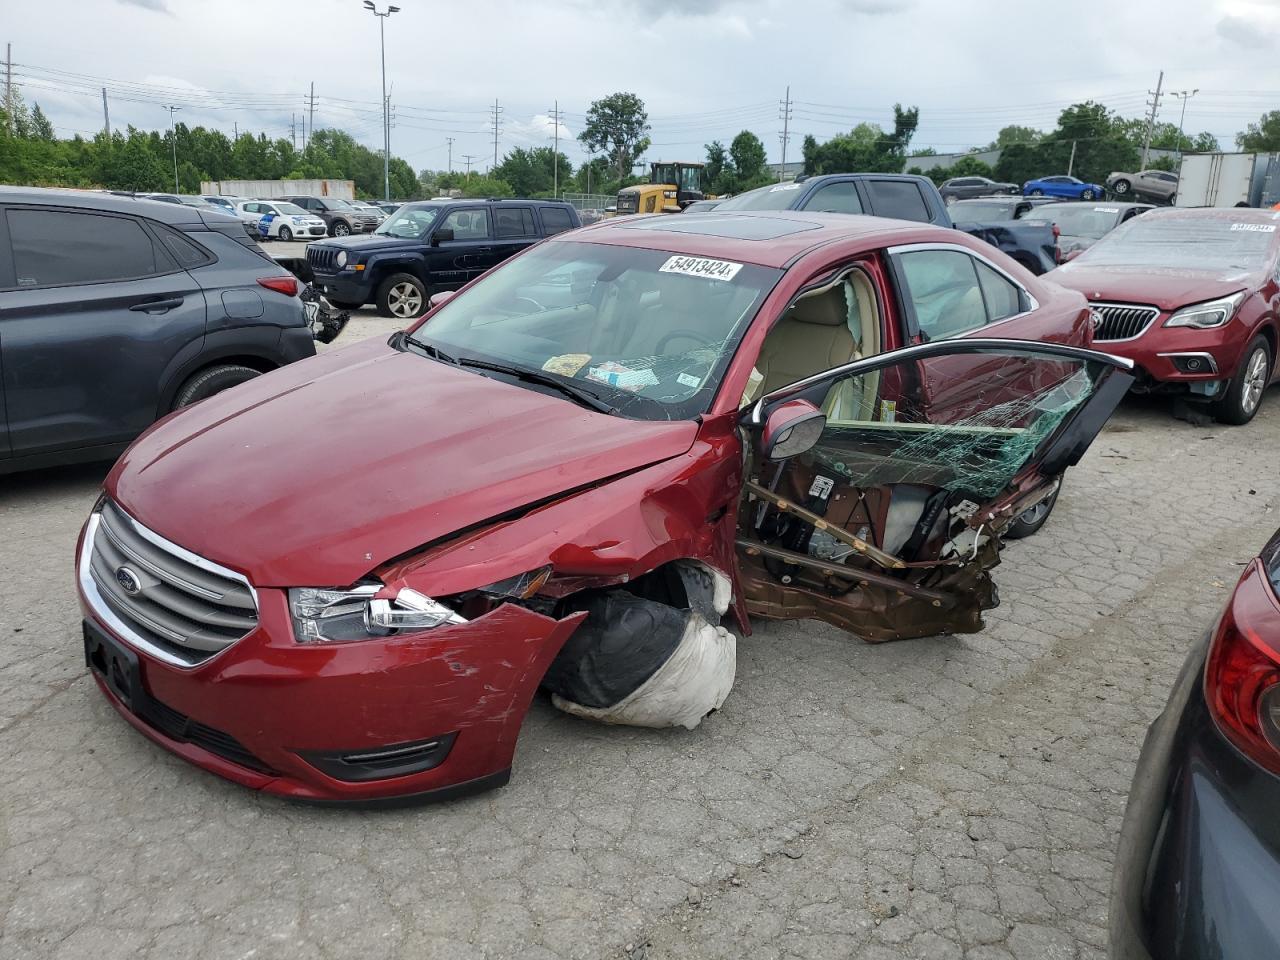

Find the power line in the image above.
[
  {"left": 490, "top": 98, "right": 503, "bottom": 170},
  {"left": 445, "top": 136, "right": 455, "bottom": 172},
  {"left": 548, "top": 100, "right": 564, "bottom": 197}
]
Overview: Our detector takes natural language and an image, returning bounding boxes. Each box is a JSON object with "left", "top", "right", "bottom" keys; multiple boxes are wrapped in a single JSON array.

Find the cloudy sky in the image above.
[{"left": 7, "top": 0, "right": 1280, "bottom": 174}]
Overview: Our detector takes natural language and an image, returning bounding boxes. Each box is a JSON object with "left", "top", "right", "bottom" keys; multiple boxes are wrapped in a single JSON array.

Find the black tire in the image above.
[
  {"left": 1080, "top": 189, "right": 1096, "bottom": 200},
  {"left": 1030, "top": 189, "right": 1044, "bottom": 196},
  {"left": 331, "top": 220, "right": 352, "bottom": 237},
  {"left": 1168, "top": 192, "right": 1176, "bottom": 206},
  {"left": 1215, "top": 335, "right": 1271, "bottom": 425},
  {"left": 278, "top": 225, "right": 293, "bottom": 241},
  {"left": 1005, "top": 480, "right": 1061, "bottom": 540},
  {"left": 1112, "top": 179, "right": 1131, "bottom": 196},
  {"left": 170, "top": 364, "right": 261, "bottom": 411},
  {"left": 376, "top": 272, "right": 428, "bottom": 319},
  {"left": 327, "top": 298, "right": 365, "bottom": 310}
]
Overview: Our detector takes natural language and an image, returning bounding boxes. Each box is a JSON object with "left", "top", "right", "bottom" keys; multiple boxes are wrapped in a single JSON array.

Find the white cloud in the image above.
[
  {"left": 1216, "top": 13, "right": 1279, "bottom": 48},
  {"left": 117, "top": 0, "right": 170, "bottom": 11}
]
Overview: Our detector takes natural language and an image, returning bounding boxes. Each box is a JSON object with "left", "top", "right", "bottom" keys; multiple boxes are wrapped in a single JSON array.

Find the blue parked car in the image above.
[{"left": 1023, "top": 175, "right": 1104, "bottom": 200}]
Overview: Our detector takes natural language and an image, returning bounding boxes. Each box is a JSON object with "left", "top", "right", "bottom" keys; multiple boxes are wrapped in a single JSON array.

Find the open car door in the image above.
[{"left": 736, "top": 338, "right": 1134, "bottom": 642}]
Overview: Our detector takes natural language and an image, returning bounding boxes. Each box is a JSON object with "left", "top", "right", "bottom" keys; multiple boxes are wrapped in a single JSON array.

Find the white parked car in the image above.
[
  {"left": 201, "top": 195, "right": 247, "bottom": 216},
  {"left": 235, "top": 200, "right": 328, "bottom": 241},
  {"left": 351, "top": 201, "right": 387, "bottom": 224}
]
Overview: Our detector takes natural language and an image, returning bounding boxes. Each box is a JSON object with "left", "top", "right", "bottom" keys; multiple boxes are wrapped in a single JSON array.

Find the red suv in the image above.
[
  {"left": 1047, "top": 207, "right": 1280, "bottom": 424},
  {"left": 77, "top": 212, "right": 1132, "bottom": 803}
]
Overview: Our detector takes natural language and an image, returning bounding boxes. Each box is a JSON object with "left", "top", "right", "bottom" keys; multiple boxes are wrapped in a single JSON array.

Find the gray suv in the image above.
[
  {"left": 0, "top": 187, "right": 316, "bottom": 474},
  {"left": 279, "top": 196, "right": 378, "bottom": 236}
]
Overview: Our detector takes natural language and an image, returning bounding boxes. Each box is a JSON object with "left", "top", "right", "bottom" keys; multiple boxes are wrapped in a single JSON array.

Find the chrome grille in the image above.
[
  {"left": 306, "top": 245, "right": 339, "bottom": 274},
  {"left": 1089, "top": 301, "right": 1161, "bottom": 342},
  {"left": 82, "top": 501, "right": 258, "bottom": 668}
]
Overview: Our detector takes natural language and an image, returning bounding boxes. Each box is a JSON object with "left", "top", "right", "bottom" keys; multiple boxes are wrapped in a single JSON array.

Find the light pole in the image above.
[
  {"left": 164, "top": 105, "right": 181, "bottom": 193},
  {"left": 362, "top": 1, "right": 399, "bottom": 202},
  {"left": 1171, "top": 89, "right": 1199, "bottom": 161}
]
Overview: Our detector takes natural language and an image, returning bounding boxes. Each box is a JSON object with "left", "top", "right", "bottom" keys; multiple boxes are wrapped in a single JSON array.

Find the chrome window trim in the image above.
[
  {"left": 79, "top": 508, "right": 258, "bottom": 670},
  {"left": 884, "top": 241, "right": 1041, "bottom": 320}
]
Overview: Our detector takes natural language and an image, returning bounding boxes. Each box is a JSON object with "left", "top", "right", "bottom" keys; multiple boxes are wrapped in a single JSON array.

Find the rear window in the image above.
[
  {"left": 494, "top": 207, "right": 536, "bottom": 238},
  {"left": 866, "top": 181, "right": 931, "bottom": 222},
  {"left": 1071, "top": 215, "right": 1279, "bottom": 272},
  {"left": 539, "top": 206, "right": 575, "bottom": 235},
  {"left": 153, "top": 223, "right": 215, "bottom": 267},
  {"left": 6, "top": 209, "right": 171, "bottom": 288}
]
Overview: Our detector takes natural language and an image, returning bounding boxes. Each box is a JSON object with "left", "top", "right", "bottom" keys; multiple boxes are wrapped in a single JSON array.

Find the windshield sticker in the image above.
[
  {"left": 542, "top": 354, "right": 591, "bottom": 377},
  {"left": 769, "top": 182, "right": 802, "bottom": 192},
  {"left": 659, "top": 255, "right": 744, "bottom": 282},
  {"left": 1230, "top": 223, "right": 1277, "bottom": 233},
  {"left": 587, "top": 362, "right": 660, "bottom": 392},
  {"left": 676, "top": 372, "right": 702, "bottom": 389}
]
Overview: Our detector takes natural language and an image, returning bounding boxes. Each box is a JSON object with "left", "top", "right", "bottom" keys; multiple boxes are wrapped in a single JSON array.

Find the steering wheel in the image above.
[
  {"left": 514, "top": 296, "right": 546, "bottom": 313},
  {"left": 654, "top": 328, "right": 717, "bottom": 354}
]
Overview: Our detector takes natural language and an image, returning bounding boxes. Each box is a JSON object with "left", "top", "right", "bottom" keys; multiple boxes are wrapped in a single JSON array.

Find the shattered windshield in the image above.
[
  {"left": 1023, "top": 205, "right": 1121, "bottom": 238},
  {"left": 412, "top": 240, "right": 781, "bottom": 420},
  {"left": 1070, "top": 214, "right": 1279, "bottom": 272}
]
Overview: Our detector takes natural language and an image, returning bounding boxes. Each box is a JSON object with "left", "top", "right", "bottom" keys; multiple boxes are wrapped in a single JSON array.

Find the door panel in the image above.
[
  {"left": 2, "top": 207, "right": 208, "bottom": 456},
  {"left": 430, "top": 208, "right": 494, "bottom": 289},
  {"left": 737, "top": 339, "right": 1133, "bottom": 641}
]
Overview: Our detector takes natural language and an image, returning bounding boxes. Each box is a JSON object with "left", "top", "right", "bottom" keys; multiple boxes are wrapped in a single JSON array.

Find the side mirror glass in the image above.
[
  {"left": 761, "top": 399, "right": 826, "bottom": 460},
  {"left": 428, "top": 290, "right": 455, "bottom": 310},
  {"left": 431, "top": 227, "right": 455, "bottom": 246}
]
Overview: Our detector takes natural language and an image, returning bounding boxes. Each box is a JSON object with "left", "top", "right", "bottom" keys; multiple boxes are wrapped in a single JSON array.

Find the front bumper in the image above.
[
  {"left": 1111, "top": 638, "right": 1280, "bottom": 958},
  {"left": 311, "top": 273, "right": 372, "bottom": 304},
  {"left": 76, "top": 521, "right": 583, "bottom": 803},
  {"left": 1096, "top": 321, "right": 1249, "bottom": 391}
]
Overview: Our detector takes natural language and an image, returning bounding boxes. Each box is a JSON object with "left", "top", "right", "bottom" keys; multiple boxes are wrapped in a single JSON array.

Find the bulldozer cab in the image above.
[{"left": 615, "top": 161, "right": 705, "bottom": 216}]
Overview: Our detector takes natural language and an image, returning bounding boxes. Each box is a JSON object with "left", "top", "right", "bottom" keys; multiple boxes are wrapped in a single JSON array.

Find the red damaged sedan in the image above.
[
  {"left": 77, "top": 211, "right": 1132, "bottom": 803},
  {"left": 1048, "top": 207, "right": 1280, "bottom": 424}
]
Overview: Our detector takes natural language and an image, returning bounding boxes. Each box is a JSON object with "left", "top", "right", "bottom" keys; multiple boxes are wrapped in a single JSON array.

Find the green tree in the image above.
[
  {"left": 704, "top": 140, "right": 729, "bottom": 192},
  {"left": 493, "top": 146, "right": 573, "bottom": 197},
  {"left": 728, "top": 130, "right": 768, "bottom": 189},
  {"left": 802, "top": 105, "right": 919, "bottom": 175},
  {"left": 911, "top": 154, "right": 996, "bottom": 187},
  {"left": 985, "top": 125, "right": 1044, "bottom": 150},
  {"left": 1238, "top": 111, "right": 1280, "bottom": 152},
  {"left": 578, "top": 92, "right": 651, "bottom": 183},
  {"left": 29, "top": 103, "right": 55, "bottom": 142}
]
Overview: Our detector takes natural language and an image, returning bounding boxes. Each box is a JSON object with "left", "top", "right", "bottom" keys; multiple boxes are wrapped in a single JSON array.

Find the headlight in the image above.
[
  {"left": 1164, "top": 291, "right": 1246, "bottom": 329},
  {"left": 291, "top": 216, "right": 305, "bottom": 223},
  {"left": 336, "top": 250, "right": 349, "bottom": 268}
]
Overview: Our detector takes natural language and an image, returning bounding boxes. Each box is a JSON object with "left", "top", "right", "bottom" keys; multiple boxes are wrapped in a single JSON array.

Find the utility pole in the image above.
[
  {"left": 4, "top": 43, "right": 12, "bottom": 137},
  {"left": 490, "top": 98, "right": 503, "bottom": 170},
  {"left": 445, "top": 137, "right": 455, "bottom": 173},
  {"left": 165, "top": 105, "right": 181, "bottom": 193},
  {"left": 1140, "top": 70, "right": 1164, "bottom": 170},
  {"left": 548, "top": 100, "right": 564, "bottom": 197},
  {"left": 1067, "top": 140, "right": 1077, "bottom": 177},
  {"left": 290, "top": 113, "right": 297, "bottom": 150},
  {"left": 305, "top": 81, "right": 315, "bottom": 153},
  {"left": 1171, "top": 89, "right": 1199, "bottom": 161},
  {"left": 233, "top": 121, "right": 238, "bottom": 140},
  {"left": 363, "top": 1, "right": 401, "bottom": 202},
  {"left": 778, "top": 85, "right": 793, "bottom": 182},
  {"left": 101, "top": 87, "right": 110, "bottom": 139},
  {"left": 462, "top": 154, "right": 477, "bottom": 179}
]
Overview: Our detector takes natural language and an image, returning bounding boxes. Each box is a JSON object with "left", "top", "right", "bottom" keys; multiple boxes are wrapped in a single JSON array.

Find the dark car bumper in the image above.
[
  {"left": 311, "top": 273, "right": 372, "bottom": 305},
  {"left": 1111, "top": 635, "right": 1280, "bottom": 959}
]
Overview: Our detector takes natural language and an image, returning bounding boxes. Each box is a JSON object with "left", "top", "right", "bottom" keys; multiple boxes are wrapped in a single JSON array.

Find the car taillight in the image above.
[
  {"left": 257, "top": 276, "right": 299, "bottom": 297},
  {"left": 1204, "top": 559, "right": 1280, "bottom": 774}
]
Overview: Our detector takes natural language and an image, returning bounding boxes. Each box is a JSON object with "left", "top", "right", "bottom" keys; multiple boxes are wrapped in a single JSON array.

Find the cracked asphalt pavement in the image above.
[{"left": 2, "top": 311, "right": 1277, "bottom": 959}]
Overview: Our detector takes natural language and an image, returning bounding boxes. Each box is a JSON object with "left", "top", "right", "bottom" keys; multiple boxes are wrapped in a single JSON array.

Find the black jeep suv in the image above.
[{"left": 306, "top": 198, "right": 580, "bottom": 318}]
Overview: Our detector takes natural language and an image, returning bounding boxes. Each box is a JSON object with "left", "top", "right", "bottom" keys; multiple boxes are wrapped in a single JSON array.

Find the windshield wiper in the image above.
[
  {"left": 400, "top": 334, "right": 459, "bottom": 365},
  {"left": 457, "top": 357, "right": 617, "bottom": 414}
]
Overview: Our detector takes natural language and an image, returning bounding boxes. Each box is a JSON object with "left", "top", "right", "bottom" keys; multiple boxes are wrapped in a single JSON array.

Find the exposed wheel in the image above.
[
  {"left": 1030, "top": 189, "right": 1044, "bottom": 196},
  {"left": 1004, "top": 480, "right": 1061, "bottom": 539},
  {"left": 1112, "top": 179, "right": 1131, "bottom": 196},
  {"left": 327, "top": 298, "right": 364, "bottom": 310},
  {"left": 278, "top": 225, "right": 293, "bottom": 241},
  {"left": 1080, "top": 189, "right": 1096, "bottom": 200},
  {"left": 1215, "top": 335, "right": 1271, "bottom": 425},
  {"left": 1168, "top": 192, "right": 1176, "bottom": 206},
  {"left": 331, "top": 220, "right": 351, "bottom": 237},
  {"left": 376, "top": 272, "right": 427, "bottom": 319},
  {"left": 171, "top": 364, "right": 261, "bottom": 411},
  {"left": 944, "top": 194, "right": 956, "bottom": 206}
]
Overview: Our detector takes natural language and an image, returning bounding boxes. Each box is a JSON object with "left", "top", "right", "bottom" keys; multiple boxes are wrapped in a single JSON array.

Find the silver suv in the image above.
[{"left": 1105, "top": 169, "right": 1179, "bottom": 204}]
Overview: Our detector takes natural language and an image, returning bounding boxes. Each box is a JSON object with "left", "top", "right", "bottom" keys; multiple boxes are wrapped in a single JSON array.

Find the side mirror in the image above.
[
  {"left": 431, "top": 227, "right": 455, "bottom": 246},
  {"left": 761, "top": 399, "right": 826, "bottom": 460},
  {"left": 427, "top": 290, "right": 455, "bottom": 310}
]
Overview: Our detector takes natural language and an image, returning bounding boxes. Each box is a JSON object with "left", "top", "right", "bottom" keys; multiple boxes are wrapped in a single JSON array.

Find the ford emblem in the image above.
[{"left": 115, "top": 566, "right": 142, "bottom": 596}]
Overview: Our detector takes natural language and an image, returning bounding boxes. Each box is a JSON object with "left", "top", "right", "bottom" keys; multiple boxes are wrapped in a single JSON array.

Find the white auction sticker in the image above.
[
  {"left": 1093, "top": 207, "right": 1119, "bottom": 213},
  {"left": 1230, "top": 223, "right": 1277, "bottom": 232},
  {"left": 769, "top": 182, "right": 802, "bottom": 192},
  {"left": 659, "top": 255, "right": 744, "bottom": 282}
]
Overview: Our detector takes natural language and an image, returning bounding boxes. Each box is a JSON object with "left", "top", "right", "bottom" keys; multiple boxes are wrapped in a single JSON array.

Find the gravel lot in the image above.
[{"left": 2, "top": 304, "right": 1277, "bottom": 960}]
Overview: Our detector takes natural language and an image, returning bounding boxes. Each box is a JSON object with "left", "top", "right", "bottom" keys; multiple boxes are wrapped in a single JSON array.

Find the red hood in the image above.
[
  {"left": 108, "top": 338, "right": 698, "bottom": 587},
  {"left": 1047, "top": 261, "right": 1256, "bottom": 312}
]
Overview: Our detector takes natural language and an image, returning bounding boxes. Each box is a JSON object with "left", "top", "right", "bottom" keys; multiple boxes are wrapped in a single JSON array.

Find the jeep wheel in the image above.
[
  {"left": 331, "top": 220, "right": 352, "bottom": 237},
  {"left": 171, "top": 364, "right": 261, "bottom": 411},
  {"left": 1215, "top": 335, "right": 1271, "bottom": 425},
  {"left": 377, "top": 272, "right": 427, "bottom": 319}
]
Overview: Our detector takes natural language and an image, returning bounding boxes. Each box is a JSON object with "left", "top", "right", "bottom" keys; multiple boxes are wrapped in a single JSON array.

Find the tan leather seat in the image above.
[{"left": 756, "top": 282, "right": 857, "bottom": 396}]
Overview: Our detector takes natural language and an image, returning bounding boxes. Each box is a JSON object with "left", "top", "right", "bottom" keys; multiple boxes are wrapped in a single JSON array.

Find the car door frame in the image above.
[
  {"left": 428, "top": 206, "right": 495, "bottom": 289},
  {"left": 0, "top": 207, "right": 12, "bottom": 460}
]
